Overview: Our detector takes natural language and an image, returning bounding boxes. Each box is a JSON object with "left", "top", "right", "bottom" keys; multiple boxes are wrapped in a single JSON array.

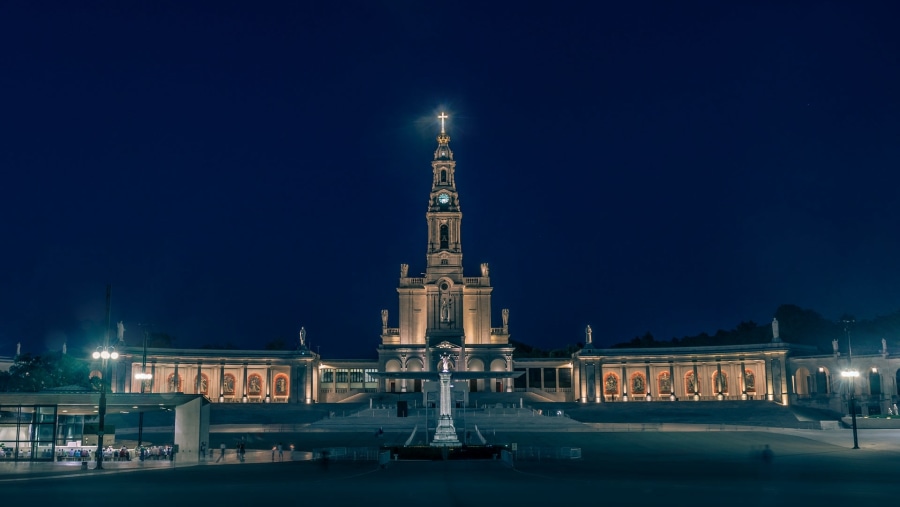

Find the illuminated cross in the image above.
[{"left": 438, "top": 112, "right": 448, "bottom": 134}]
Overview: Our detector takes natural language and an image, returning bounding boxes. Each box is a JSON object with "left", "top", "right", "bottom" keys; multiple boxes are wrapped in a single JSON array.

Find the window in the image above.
[{"left": 440, "top": 225, "right": 449, "bottom": 249}]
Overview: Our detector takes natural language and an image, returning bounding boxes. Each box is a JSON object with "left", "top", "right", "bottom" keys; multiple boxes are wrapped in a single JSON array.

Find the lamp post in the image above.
[
  {"left": 135, "top": 325, "right": 153, "bottom": 450},
  {"left": 841, "top": 318, "right": 859, "bottom": 449},
  {"left": 90, "top": 285, "right": 120, "bottom": 470}
]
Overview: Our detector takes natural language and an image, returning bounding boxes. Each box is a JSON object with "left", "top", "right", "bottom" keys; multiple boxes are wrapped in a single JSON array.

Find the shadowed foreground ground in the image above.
[{"left": 1, "top": 429, "right": 896, "bottom": 506}]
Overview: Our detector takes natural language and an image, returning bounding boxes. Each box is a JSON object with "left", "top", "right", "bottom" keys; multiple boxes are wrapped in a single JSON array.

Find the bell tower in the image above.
[{"left": 425, "top": 112, "right": 463, "bottom": 282}]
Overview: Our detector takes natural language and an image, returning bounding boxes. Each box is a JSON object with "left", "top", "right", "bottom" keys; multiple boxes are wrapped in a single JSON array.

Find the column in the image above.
[
  {"left": 196, "top": 361, "right": 202, "bottom": 394},
  {"left": 740, "top": 360, "right": 747, "bottom": 400},
  {"left": 645, "top": 364, "right": 651, "bottom": 400},
  {"left": 578, "top": 358, "right": 594, "bottom": 403},
  {"left": 669, "top": 362, "right": 675, "bottom": 400},
  {"left": 124, "top": 361, "right": 133, "bottom": 393},
  {"left": 219, "top": 363, "right": 226, "bottom": 402},
  {"left": 242, "top": 363, "right": 249, "bottom": 402},
  {"left": 265, "top": 363, "right": 272, "bottom": 403},
  {"left": 621, "top": 366, "right": 628, "bottom": 401},
  {"left": 595, "top": 363, "right": 602, "bottom": 403},
  {"left": 692, "top": 359, "right": 699, "bottom": 399},
  {"left": 173, "top": 362, "right": 179, "bottom": 393},
  {"left": 766, "top": 359, "right": 775, "bottom": 401},
  {"left": 716, "top": 361, "right": 723, "bottom": 399},
  {"left": 780, "top": 355, "right": 791, "bottom": 405},
  {"left": 150, "top": 362, "right": 156, "bottom": 393}
]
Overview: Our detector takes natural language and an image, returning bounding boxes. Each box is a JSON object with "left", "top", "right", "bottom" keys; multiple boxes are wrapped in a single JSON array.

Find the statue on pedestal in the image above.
[
  {"left": 381, "top": 309, "right": 388, "bottom": 329},
  {"left": 117, "top": 321, "right": 126, "bottom": 343},
  {"left": 585, "top": 325, "right": 593, "bottom": 345}
]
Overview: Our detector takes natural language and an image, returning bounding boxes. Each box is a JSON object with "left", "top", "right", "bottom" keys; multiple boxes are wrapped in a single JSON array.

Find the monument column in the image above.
[
  {"left": 431, "top": 355, "right": 461, "bottom": 447},
  {"left": 401, "top": 354, "right": 408, "bottom": 393}
]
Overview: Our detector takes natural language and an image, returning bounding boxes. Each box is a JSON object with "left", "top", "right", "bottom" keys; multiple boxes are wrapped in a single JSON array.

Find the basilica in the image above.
[{"left": 103, "top": 114, "right": 898, "bottom": 419}]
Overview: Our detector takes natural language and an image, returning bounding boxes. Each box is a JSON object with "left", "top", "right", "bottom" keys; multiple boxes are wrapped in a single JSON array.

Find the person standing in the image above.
[
  {"left": 277, "top": 443, "right": 283, "bottom": 461},
  {"left": 216, "top": 442, "right": 226, "bottom": 462},
  {"left": 239, "top": 442, "right": 246, "bottom": 462}
]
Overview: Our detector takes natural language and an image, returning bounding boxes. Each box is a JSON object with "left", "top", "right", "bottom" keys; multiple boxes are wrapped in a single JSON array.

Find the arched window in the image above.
[
  {"left": 440, "top": 225, "right": 449, "bottom": 249},
  {"left": 869, "top": 368, "right": 882, "bottom": 396},
  {"left": 744, "top": 369, "right": 756, "bottom": 393},
  {"left": 167, "top": 373, "right": 182, "bottom": 393},
  {"left": 223, "top": 374, "right": 236, "bottom": 395},
  {"left": 441, "top": 169, "right": 447, "bottom": 182},
  {"left": 274, "top": 374, "right": 289, "bottom": 397},
  {"left": 657, "top": 372, "right": 672, "bottom": 395},
  {"left": 630, "top": 373, "right": 646, "bottom": 394},
  {"left": 247, "top": 374, "right": 263, "bottom": 395},
  {"left": 685, "top": 371, "right": 698, "bottom": 395},
  {"left": 603, "top": 373, "right": 618, "bottom": 395},
  {"left": 713, "top": 371, "right": 727, "bottom": 394},
  {"left": 815, "top": 368, "right": 828, "bottom": 395}
]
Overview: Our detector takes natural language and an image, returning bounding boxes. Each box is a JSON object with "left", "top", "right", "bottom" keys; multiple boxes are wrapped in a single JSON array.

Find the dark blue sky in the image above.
[{"left": 2, "top": 2, "right": 899, "bottom": 358}]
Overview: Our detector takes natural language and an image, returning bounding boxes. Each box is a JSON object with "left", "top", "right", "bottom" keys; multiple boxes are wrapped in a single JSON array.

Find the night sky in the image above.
[{"left": 2, "top": 2, "right": 899, "bottom": 359}]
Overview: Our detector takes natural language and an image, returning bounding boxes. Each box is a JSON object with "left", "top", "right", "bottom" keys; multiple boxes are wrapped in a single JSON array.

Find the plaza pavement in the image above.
[{"left": 1, "top": 403, "right": 897, "bottom": 505}]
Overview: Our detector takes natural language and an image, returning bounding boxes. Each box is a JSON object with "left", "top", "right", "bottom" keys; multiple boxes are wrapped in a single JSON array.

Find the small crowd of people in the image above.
[{"left": 137, "top": 445, "right": 174, "bottom": 461}]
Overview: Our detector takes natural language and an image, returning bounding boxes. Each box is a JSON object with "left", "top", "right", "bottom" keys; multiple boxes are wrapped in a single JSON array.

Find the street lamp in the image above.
[
  {"left": 134, "top": 325, "right": 153, "bottom": 451},
  {"left": 91, "top": 344, "right": 119, "bottom": 469},
  {"left": 90, "top": 284, "right": 118, "bottom": 470},
  {"left": 841, "top": 318, "right": 859, "bottom": 449}
]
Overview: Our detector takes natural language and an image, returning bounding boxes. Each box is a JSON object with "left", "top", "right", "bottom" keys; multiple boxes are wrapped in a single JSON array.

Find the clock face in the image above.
[{"left": 438, "top": 193, "right": 450, "bottom": 205}]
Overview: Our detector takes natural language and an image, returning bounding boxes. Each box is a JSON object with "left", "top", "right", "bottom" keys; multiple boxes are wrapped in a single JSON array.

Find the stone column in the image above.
[
  {"left": 242, "top": 363, "right": 249, "bottom": 402},
  {"left": 578, "top": 358, "right": 594, "bottom": 403},
  {"left": 401, "top": 354, "right": 408, "bottom": 393},
  {"left": 196, "top": 361, "right": 202, "bottom": 394},
  {"left": 692, "top": 359, "right": 699, "bottom": 399},
  {"left": 669, "top": 362, "right": 675, "bottom": 400},
  {"left": 716, "top": 361, "right": 723, "bottom": 399},
  {"left": 766, "top": 359, "right": 775, "bottom": 401},
  {"left": 219, "top": 363, "right": 226, "bottom": 402},
  {"left": 595, "top": 363, "right": 603, "bottom": 403},
  {"left": 173, "top": 362, "right": 180, "bottom": 393},
  {"left": 740, "top": 360, "right": 747, "bottom": 400},
  {"left": 779, "top": 355, "right": 791, "bottom": 405},
  {"left": 645, "top": 364, "right": 651, "bottom": 400},
  {"left": 621, "top": 366, "right": 628, "bottom": 401},
  {"left": 265, "top": 362, "right": 272, "bottom": 402},
  {"left": 430, "top": 370, "right": 461, "bottom": 447}
]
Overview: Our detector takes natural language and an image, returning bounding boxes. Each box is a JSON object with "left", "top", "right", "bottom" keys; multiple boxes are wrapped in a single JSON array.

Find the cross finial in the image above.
[{"left": 438, "top": 112, "right": 448, "bottom": 134}]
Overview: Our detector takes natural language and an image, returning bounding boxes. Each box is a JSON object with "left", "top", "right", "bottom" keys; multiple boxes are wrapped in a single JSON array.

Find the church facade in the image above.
[{"left": 105, "top": 115, "right": 899, "bottom": 419}]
